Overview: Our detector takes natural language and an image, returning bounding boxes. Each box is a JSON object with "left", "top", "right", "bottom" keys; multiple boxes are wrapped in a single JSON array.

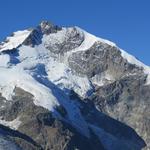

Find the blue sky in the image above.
[{"left": 0, "top": 0, "right": 150, "bottom": 65}]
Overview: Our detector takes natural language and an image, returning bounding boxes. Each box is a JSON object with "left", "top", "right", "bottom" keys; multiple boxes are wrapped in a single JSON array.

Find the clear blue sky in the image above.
[{"left": 0, "top": 0, "right": 150, "bottom": 65}]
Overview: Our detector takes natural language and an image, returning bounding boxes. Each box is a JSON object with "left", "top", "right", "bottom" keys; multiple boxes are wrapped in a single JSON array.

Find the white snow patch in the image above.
[
  {"left": 46, "top": 59, "right": 93, "bottom": 97},
  {"left": 75, "top": 27, "right": 150, "bottom": 85},
  {"left": 121, "top": 49, "right": 146, "bottom": 68},
  {"left": 0, "top": 30, "right": 31, "bottom": 52},
  {"left": 0, "top": 117, "right": 21, "bottom": 130},
  {"left": 91, "top": 72, "right": 114, "bottom": 87},
  {"left": 70, "top": 27, "right": 99, "bottom": 53},
  {"left": 0, "top": 67, "right": 59, "bottom": 110},
  {"left": 0, "top": 54, "right": 10, "bottom": 67}
]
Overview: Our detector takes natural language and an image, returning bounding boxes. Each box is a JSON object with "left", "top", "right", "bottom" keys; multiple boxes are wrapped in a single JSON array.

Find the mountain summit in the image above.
[{"left": 0, "top": 21, "right": 149, "bottom": 150}]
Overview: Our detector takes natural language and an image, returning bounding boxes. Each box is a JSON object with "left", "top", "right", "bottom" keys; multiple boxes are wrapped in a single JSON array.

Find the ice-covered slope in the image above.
[{"left": 0, "top": 30, "right": 31, "bottom": 52}]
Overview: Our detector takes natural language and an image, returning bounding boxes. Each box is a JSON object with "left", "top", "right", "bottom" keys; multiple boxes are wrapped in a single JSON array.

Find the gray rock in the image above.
[
  {"left": 0, "top": 87, "right": 146, "bottom": 150},
  {"left": 44, "top": 27, "right": 84, "bottom": 54},
  {"left": 39, "top": 21, "right": 62, "bottom": 35},
  {"left": 68, "top": 42, "right": 141, "bottom": 78}
]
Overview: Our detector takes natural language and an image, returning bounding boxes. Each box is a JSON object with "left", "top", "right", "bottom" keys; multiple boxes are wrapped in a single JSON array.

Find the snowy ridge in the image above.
[
  {"left": 45, "top": 59, "right": 93, "bottom": 97},
  {"left": 70, "top": 27, "right": 99, "bottom": 53},
  {"left": 0, "top": 30, "right": 31, "bottom": 52},
  {"left": 68, "top": 27, "right": 116, "bottom": 54},
  {"left": 78, "top": 27, "right": 150, "bottom": 85},
  {"left": 76, "top": 27, "right": 116, "bottom": 48},
  {"left": 120, "top": 49, "right": 150, "bottom": 84},
  {"left": 77, "top": 27, "right": 150, "bottom": 84}
]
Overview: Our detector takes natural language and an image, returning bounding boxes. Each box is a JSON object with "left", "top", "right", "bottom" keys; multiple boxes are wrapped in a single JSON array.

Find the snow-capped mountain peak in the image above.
[
  {"left": 0, "top": 21, "right": 149, "bottom": 150},
  {"left": 0, "top": 21, "right": 150, "bottom": 103}
]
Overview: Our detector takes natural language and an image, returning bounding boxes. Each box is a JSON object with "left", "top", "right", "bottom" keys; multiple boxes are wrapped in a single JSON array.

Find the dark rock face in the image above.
[
  {"left": 63, "top": 37, "right": 150, "bottom": 147},
  {"left": 0, "top": 88, "right": 146, "bottom": 150},
  {"left": 68, "top": 42, "right": 141, "bottom": 78},
  {"left": 0, "top": 88, "right": 106, "bottom": 150},
  {"left": 67, "top": 40, "right": 149, "bottom": 149},
  {"left": 91, "top": 74, "right": 150, "bottom": 149},
  {"left": 23, "top": 29, "right": 42, "bottom": 47}
]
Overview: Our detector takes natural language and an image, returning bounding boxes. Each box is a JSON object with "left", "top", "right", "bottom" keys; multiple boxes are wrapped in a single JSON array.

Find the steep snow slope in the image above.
[{"left": 0, "top": 30, "right": 31, "bottom": 52}]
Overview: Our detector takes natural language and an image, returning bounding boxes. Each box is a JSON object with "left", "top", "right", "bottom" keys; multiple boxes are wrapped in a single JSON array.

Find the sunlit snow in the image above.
[{"left": 0, "top": 30, "right": 31, "bottom": 52}]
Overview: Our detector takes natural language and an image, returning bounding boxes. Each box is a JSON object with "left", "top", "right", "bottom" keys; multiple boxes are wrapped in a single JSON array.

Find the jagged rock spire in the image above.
[{"left": 38, "top": 20, "right": 62, "bottom": 35}]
